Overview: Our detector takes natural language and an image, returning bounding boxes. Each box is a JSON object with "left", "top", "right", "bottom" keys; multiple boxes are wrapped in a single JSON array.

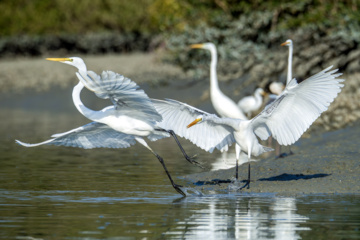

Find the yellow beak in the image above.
[
  {"left": 280, "top": 41, "right": 290, "bottom": 46},
  {"left": 46, "top": 58, "right": 72, "bottom": 62},
  {"left": 190, "top": 43, "right": 204, "bottom": 49},
  {"left": 187, "top": 118, "right": 202, "bottom": 128}
]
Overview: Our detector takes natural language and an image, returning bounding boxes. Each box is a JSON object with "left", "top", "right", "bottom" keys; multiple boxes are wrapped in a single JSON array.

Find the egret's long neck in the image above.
[
  {"left": 72, "top": 81, "right": 97, "bottom": 121},
  {"left": 287, "top": 45, "right": 293, "bottom": 84},
  {"left": 255, "top": 91, "right": 262, "bottom": 102},
  {"left": 209, "top": 48, "right": 220, "bottom": 93},
  {"left": 254, "top": 91, "right": 263, "bottom": 107}
]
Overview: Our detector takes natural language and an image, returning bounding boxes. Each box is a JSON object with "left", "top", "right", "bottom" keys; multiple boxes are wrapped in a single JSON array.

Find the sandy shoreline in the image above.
[
  {"left": 1, "top": 53, "right": 359, "bottom": 196},
  {"left": 182, "top": 121, "right": 360, "bottom": 196}
]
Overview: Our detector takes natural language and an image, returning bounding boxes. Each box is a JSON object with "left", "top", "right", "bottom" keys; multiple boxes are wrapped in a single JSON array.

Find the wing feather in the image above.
[
  {"left": 251, "top": 66, "right": 344, "bottom": 145},
  {"left": 152, "top": 99, "right": 236, "bottom": 153},
  {"left": 16, "top": 122, "right": 137, "bottom": 149},
  {"left": 75, "top": 70, "right": 162, "bottom": 124}
]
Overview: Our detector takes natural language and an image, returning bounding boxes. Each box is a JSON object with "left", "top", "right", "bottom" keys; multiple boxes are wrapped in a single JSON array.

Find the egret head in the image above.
[
  {"left": 256, "top": 88, "right": 266, "bottom": 97},
  {"left": 187, "top": 116, "right": 203, "bottom": 128},
  {"left": 46, "top": 57, "right": 87, "bottom": 72},
  {"left": 281, "top": 39, "right": 293, "bottom": 47},
  {"left": 269, "top": 82, "right": 285, "bottom": 95}
]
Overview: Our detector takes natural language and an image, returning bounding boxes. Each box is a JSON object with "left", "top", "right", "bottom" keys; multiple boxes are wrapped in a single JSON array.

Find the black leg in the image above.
[
  {"left": 240, "top": 161, "right": 251, "bottom": 190},
  {"left": 276, "top": 145, "right": 295, "bottom": 159},
  {"left": 153, "top": 151, "right": 186, "bottom": 197},
  {"left": 157, "top": 129, "right": 203, "bottom": 168},
  {"left": 236, "top": 158, "right": 239, "bottom": 180}
]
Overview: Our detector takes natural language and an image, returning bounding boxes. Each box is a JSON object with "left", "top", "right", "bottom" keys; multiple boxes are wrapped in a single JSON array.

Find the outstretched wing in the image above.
[
  {"left": 16, "top": 122, "right": 137, "bottom": 149},
  {"left": 76, "top": 70, "right": 162, "bottom": 123},
  {"left": 251, "top": 66, "right": 344, "bottom": 145},
  {"left": 152, "top": 99, "right": 236, "bottom": 153}
]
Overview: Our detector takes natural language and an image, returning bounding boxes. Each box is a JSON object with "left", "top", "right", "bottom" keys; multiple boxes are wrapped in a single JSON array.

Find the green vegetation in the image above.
[
  {"left": 0, "top": 0, "right": 359, "bottom": 60},
  {"left": 1, "top": 0, "right": 359, "bottom": 36},
  {"left": 0, "top": 0, "right": 154, "bottom": 36}
]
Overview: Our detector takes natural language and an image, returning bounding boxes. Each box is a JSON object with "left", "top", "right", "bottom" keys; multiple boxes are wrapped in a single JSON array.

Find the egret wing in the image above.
[
  {"left": 152, "top": 99, "right": 236, "bottom": 153},
  {"left": 16, "top": 122, "right": 137, "bottom": 149},
  {"left": 251, "top": 66, "right": 344, "bottom": 145},
  {"left": 76, "top": 70, "right": 162, "bottom": 123}
]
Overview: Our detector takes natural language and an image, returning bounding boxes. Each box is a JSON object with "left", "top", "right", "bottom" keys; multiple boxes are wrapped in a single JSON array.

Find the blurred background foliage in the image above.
[
  {"left": 1, "top": 0, "right": 360, "bottom": 79},
  {"left": 1, "top": 0, "right": 359, "bottom": 36}
]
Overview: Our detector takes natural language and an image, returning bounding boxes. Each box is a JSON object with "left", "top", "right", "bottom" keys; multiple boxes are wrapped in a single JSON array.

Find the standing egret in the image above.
[
  {"left": 281, "top": 39, "right": 294, "bottom": 85},
  {"left": 190, "top": 43, "right": 247, "bottom": 120},
  {"left": 16, "top": 57, "right": 199, "bottom": 196},
  {"left": 152, "top": 66, "right": 344, "bottom": 189},
  {"left": 280, "top": 39, "right": 296, "bottom": 156},
  {"left": 237, "top": 88, "right": 266, "bottom": 118},
  {"left": 191, "top": 42, "right": 248, "bottom": 166}
]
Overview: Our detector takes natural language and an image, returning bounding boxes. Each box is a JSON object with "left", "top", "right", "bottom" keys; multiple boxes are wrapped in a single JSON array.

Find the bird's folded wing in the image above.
[
  {"left": 76, "top": 70, "right": 162, "bottom": 123},
  {"left": 16, "top": 122, "right": 137, "bottom": 149},
  {"left": 152, "top": 99, "right": 236, "bottom": 153},
  {"left": 251, "top": 66, "right": 344, "bottom": 146}
]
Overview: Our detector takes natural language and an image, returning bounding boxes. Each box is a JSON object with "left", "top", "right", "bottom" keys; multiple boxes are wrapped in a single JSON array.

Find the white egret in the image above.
[
  {"left": 281, "top": 39, "right": 293, "bottom": 85},
  {"left": 280, "top": 39, "right": 295, "bottom": 156},
  {"left": 191, "top": 42, "right": 248, "bottom": 165},
  {"left": 190, "top": 43, "right": 247, "bottom": 120},
  {"left": 152, "top": 66, "right": 344, "bottom": 189},
  {"left": 16, "top": 57, "right": 199, "bottom": 196},
  {"left": 237, "top": 88, "right": 266, "bottom": 118}
]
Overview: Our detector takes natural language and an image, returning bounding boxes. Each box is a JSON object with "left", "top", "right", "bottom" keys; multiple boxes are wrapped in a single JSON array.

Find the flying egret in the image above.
[
  {"left": 152, "top": 66, "right": 344, "bottom": 189},
  {"left": 16, "top": 57, "right": 199, "bottom": 196},
  {"left": 281, "top": 39, "right": 293, "bottom": 85},
  {"left": 237, "top": 88, "right": 266, "bottom": 118},
  {"left": 190, "top": 43, "right": 247, "bottom": 120}
]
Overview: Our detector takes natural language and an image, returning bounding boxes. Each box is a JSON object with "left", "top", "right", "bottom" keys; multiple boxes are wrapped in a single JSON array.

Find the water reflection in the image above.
[{"left": 166, "top": 195, "right": 309, "bottom": 239}]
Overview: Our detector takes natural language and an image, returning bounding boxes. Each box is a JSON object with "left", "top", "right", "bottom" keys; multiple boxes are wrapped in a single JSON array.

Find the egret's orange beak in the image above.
[
  {"left": 187, "top": 118, "right": 202, "bottom": 128},
  {"left": 280, "top": 41, "right": 290, "bottom": 46},
  {"left": 190, "top": 43, "right": 204, "bottom": 49},
  {"left": 46, "top": 58, "right": 72, "bottom": 62}
]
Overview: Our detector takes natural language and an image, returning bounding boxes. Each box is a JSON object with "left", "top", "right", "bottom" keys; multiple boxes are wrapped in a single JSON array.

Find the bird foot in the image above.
[
  {"left": 173, "top": 184, "right": 186, "bottom": 197},
  {"left": 275, "top": 150, "right": 294, "bottom": 159},
  {"left": 228, "top": 178, "right": 251, "bottom": 191},
  {"left": 185, "top": 154, "right": 204, "bottom": 169},
  {"left": 239, "top": 180, "right": 250, "bottom": 190}
]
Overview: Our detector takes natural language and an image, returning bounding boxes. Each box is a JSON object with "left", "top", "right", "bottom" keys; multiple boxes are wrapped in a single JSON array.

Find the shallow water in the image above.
[{"left": 1, "top": 88, "right": 360, "bottom": 239}]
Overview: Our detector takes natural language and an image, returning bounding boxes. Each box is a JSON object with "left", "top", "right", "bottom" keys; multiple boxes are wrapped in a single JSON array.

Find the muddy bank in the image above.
[{"left": 182, "top": 121, "right": 360, "bottom": 196}]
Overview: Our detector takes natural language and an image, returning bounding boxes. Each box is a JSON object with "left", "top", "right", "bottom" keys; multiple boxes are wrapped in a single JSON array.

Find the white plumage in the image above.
[
  {"left": 16, "top": 122, "right": 136, "bottom": 149},
  {"left": 237, "top": 88, "right": 265, "bottom": 117},
  {"left": 15, "top": 57, "right": 200, "bottom": 196},
  {"left": 153, "top": 66, "right": 344, "bottom": 189},
  {"left": 191, "top": 42, "right": 247, "bottom": 120}
]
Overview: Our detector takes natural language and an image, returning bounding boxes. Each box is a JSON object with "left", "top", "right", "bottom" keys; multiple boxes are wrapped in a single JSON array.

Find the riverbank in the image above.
[{"left": 182, "top": 120, "right": 360, "bottom": 196}]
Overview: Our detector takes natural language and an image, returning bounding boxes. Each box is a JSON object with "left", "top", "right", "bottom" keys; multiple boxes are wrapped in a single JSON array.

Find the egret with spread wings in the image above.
[
  {"left": 16, "top": 57, "right": 199, "bottom": 196},
  {"left": 152, "top": 66, "right": 344, "bottom": 189}
]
